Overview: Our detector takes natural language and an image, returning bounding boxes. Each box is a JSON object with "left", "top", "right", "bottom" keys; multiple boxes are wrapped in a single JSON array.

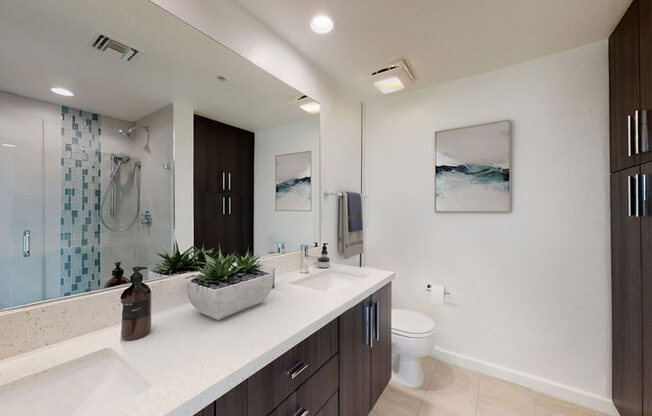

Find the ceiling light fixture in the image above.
[
  {"left": 50, "top": 87, "right": 74, "bottom": 97},
  {"left": 300, "top": 101, "right": 321, "bottom": 114},
  {"left": 310, "top": 15, "right": 334, "bottom": 34},
  {"left": 368, "top": 59, "right": 415, "bottom": 94},
  {"left": 1, "top": 143, "right": 17, "bottom": 148}
]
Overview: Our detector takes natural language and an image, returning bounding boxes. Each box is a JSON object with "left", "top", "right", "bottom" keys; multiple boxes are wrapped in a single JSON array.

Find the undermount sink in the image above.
[
  {"left": 292, "top": 268, "right": 368, "bottom": 293},
  {"left": 0, "top": 349, "right": 149, "bottom": 416}
]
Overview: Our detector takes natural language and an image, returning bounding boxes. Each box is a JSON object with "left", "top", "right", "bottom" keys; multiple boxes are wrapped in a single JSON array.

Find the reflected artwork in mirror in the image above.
[{"left": 0, "top": 0, "right": 320, "bottom": 309}]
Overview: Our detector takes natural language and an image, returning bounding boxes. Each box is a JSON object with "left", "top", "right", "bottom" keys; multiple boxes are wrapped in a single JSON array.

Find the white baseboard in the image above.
[{"left": 431, "top": 347, "right": 620, "bottom": 416}]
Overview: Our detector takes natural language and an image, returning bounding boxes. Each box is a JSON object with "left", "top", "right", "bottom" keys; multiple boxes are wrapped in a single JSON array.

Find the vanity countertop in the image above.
[{"left": 0, "top": 264, "right": 394, "bottom": 416}]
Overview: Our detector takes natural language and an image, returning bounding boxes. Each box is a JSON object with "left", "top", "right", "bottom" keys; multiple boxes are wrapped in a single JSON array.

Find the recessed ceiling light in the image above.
[
  {"left": 300, "top": 101, "right": 321, "bottom": 114},
  {"left": 2, "top": 143, "right": 17, "bottom": 148},
  {"left": 373, "top": 76, "right": 405, "bottom": 94},
  {"left": 50, "top": 87, "right": 74, "bottom": 97},
  {"left": 310, "top": 15, "right": 334, "bottom": 34}
]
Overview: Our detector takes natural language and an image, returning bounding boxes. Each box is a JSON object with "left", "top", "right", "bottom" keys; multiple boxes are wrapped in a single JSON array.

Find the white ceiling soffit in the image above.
[
  {"left": 234, "top": 0, "right": 631, "bottom": 99},
  {"left": 0, "top": 0, "right": 313, "bottom": 130}
]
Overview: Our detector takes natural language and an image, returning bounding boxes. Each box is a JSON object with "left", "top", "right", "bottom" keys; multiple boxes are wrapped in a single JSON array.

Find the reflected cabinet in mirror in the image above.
[{"left": 0, "top": 0, "right": 320, "bottom": 309}]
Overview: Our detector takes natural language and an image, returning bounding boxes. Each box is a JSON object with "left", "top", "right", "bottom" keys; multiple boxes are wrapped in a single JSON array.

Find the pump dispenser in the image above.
[
  {"left": 105, "top": 262, "right": 129, "bottom": 288},
  {"left": 121, "top": 266, "right": 151, "bottom": 341},
  {"left": 317, "top": 243, "right": 330, "bottom": 269}
]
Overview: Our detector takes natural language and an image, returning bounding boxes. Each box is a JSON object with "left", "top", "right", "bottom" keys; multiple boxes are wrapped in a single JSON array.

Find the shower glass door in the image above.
[{"left": 0, "top": 112, "right": 44, "bottom": 308}]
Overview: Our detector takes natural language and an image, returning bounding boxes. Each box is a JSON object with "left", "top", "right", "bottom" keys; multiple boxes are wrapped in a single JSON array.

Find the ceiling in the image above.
[
  {"left": 0, "top": 0, "right": 314, "bottom": 130},
  {"left": 235, "top": 0, "right": 631, "bottom": 100}
]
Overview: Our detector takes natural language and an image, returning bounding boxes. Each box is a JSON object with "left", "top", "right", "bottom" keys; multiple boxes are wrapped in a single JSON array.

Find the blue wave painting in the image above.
[
  {"left": 435, "top": 121, "right": 511, "bottom": 212},
  {"left": 276, "top": 151, "right": 312, "bottom": 211}
]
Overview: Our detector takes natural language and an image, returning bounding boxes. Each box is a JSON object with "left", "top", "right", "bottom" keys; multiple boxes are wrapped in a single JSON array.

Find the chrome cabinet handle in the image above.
[
  {"left": 287, "top": 361, "right": 309, "bottom": 380},
  {"left": 291, "top": 408, "right": 309, "bottom": 416},
  {"left": 636, "top": 110, "right": 640, "bottom": 155},
  {"left": 228, "top": 172, "right": 231, "bottom": 190},
  {"left": 643, "top": 110, "right": 651, "bottom": 154},
  {"left": 629, "top": 175, "right": 640, "bottom": 217},
  {"left": 643, "top": 174, "right": 650, "bottom": 216},
  {"left": 222, "top": 197, "right": 226, "bottom": 215},
  {"left": 228, "top": 197, "right": 232, "bottom": 215},
  {"left": 222, "top": 172, "right": 225, "bottom": 190},
  {"left": 373, "top": 301, "right": 380, "bottom": 341},
  {"left": 364, "top": 304, "right": 373, "bottom": 347},
  {"left": 628, "top": 114, "right": 633, "bottom": 157},
  {"left": 23, "top": 230, "right": 31, "bottom": 257}
]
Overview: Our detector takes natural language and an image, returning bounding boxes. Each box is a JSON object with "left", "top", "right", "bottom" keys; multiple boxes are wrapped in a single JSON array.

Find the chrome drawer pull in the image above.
[
  {"left": 287, "top": 361, "right": 309, "bottom": 380},
  {"left": 291, "top": 408, "right": 309, "bottom": 416}
]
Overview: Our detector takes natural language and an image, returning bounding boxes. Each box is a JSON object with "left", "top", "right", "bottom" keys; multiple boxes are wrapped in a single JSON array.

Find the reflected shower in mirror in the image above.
[{"left": 0, "top": 0, "right": 319, "bottom": 309}]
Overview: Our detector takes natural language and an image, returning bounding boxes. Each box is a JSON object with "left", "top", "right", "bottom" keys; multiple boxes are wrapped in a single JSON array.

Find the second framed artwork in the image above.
[{"left": 275, "top": 150, "right": 312, "bottom": 211}]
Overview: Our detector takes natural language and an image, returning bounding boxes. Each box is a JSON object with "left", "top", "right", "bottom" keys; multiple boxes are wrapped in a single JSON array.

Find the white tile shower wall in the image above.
[
  {"left": 254, "top": 117, "right": 320, "bottom": 255},
  {"left": 363, "top": 42, "right": 612, "bottom": 413}
]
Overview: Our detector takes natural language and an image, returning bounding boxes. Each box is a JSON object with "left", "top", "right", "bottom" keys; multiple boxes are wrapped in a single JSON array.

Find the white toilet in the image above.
[{"left": 391, "top": 309, "right": 436, "bottom": 388}]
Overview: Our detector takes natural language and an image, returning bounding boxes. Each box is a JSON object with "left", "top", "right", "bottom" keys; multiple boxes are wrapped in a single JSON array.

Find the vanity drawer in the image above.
[
  {"left": 248, "top": 319, "right": 338, "bottom": 416},
  {"left": 315, "top": 392, "right": 338, "bottom": 416},
  {"left": 270, "top": 354, "right": 339, "bottom": 416}
]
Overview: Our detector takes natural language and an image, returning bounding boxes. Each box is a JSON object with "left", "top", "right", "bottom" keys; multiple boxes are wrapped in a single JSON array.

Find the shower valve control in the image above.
[{"left": 140, "top": 211, "right": 152, "bottom": 226}]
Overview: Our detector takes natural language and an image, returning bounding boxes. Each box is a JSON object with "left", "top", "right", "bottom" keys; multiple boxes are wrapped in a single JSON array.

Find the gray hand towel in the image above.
[{"left": 338, "top": 193, "right": 363, "bottom": 258}]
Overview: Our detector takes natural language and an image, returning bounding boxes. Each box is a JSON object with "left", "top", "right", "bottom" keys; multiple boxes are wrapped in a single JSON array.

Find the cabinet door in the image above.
[
  {"left": 216, "top": 380, "right": 248, "bottom": 416},
  {"left": 339, "top": 297, "right": 371, "bottom": 416},
  {"left": 611, "top": 166, "right": 643, "bottom": 416},
  {"left": 370, "top": 283, "right": 392, "bottom": 407},
  {"left": 194, "top": 402, "right": 215, "bottom": 416},
  {"left": 641, "top": 0, "right": 652, "bottom": 165},
  {"left": 610, "top": 0, "right": 641, "bottom": 172},
  {"left": 641, "top": 162, "right": 652, "bottom": 416},
  {"left": 194, "top": 192, "right": 228, "bottom": 252}
]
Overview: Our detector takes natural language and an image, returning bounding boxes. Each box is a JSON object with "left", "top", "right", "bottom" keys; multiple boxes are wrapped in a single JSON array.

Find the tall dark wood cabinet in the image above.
[
  {"left": 610, "top": 1, "right": 652, "bottom": 414},
  {"left": 194, "top": 115, "right": 254, "bottom": 255},
  {"left": 339, "top": 283, "right": 392, "bottom": 416}
]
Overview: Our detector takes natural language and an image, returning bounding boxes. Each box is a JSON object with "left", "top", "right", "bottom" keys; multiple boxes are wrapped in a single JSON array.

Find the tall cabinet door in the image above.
[
  {"left": 640, "top": 0, "right": 652, "bottom": 165},
  {"left": 641, "top": 162, "right": 652, "bottom": 416},
  {"left": 611, "top": 166, "right": 643, "bottom": 416},
  {"left": 339, "top": 298, "right": 371, "bottom": 416},
  {"left": 610, "top": 0, "right": 641, "bottom": 172},
  {"left": 370, "top": 283, "right": 392, "bottom": 407}
]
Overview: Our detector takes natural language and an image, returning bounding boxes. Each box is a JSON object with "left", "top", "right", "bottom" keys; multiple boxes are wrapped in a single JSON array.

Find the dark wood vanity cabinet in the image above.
[
  {"left": 194, "top": 283, "right": 392, "bottom": 416},
  {"left": 194, "top": 114, "right": 254, "bottom": 255}
]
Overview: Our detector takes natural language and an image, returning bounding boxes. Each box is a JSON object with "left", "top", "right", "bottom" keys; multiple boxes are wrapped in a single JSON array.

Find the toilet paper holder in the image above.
[{"left": 426, "top": 284, "right": 451, "bottom": 296}]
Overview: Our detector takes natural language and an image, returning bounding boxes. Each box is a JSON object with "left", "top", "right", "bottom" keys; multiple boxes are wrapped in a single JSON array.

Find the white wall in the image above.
[
  {"left": 363, "top": 41, "right": 613, "bottom": 413},
  {"left": 151, "top": 0, "right": 362, "bottom": 264},
  {"left": 254, "top": 117, "right": 320, "bottom": 255}
]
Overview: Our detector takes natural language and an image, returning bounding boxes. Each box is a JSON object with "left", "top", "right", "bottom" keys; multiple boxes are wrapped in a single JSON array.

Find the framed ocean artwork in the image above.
[
  {"left": 435, "top": 120, "right": 511, "bottom": 212},
  {"left": 275, "top": 150, "right": 312, "bottom": 211}
]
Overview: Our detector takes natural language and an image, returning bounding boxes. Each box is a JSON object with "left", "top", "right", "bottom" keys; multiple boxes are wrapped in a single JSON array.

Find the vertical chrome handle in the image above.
[
  {"left": 643, "top": 174, "right": 649, "bottom": 216},
  {"left": 372, "top": 301, "right": 380, "bottom": 341},
  {"left": 228, "top": 197, "right": 232, "bottom": 215},
  {"left": 629, "top": 175, "right": 640, "bottom": 217},
  {"left": 628, "top": 115, "right": 633, "bottom": 156},
  {"left": 636, "top": 110, "right": 640, "bottom": 155},
  {"left": 636, "top": 174, "right": 640, "bottom": 217},
  {"left": 222, "top": 197, "right": 226, "bottom": 215},
  {"left": 222, "top": 172, "right": 225, "bottom": 191},
  {"left": 23, "top": 230, "right": 31, "bottom": 257},
  {"left": 228, "top": 172, "right": 231, "bottom": 190},
  {"left": 364, "top": 304, "right": 372, "bottom": 347}
]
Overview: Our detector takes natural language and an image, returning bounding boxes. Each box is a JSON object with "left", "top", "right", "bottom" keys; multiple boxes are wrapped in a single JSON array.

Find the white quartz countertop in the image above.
[{"left": 0, "top": 264, "right": 394, "bottom": 416}]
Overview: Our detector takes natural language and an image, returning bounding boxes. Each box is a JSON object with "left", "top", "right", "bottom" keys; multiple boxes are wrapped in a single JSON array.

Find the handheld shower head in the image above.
[
  {"left": 112, "top": 153, "right": 130, "bottom": 163},
  {"left": 118, "top": 129, "right": 132, "bottom": 138}
]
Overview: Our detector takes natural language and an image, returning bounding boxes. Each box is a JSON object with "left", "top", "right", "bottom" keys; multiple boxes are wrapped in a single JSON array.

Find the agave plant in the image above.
[
  {"left": 192, "top": 245, "right": 215, "bottom": 268},
  {"left": 237, "top": 251, "right": 262, "bottom": 274},
  {"left": 154, "top": 242, "right": 195, "bottom": 274},
  {"left": 196, "top": 248, "right": 241, "bottom": 284}
]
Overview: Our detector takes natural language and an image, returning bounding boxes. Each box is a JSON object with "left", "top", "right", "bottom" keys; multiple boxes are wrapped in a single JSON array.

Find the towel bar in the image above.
[{"left": 323, "top": 191, "right": 369, "bottom": 199}]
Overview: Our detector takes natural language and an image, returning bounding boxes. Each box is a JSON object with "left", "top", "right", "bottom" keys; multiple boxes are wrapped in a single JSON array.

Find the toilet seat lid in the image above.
[{"left": 391, "top": 309, "right": 435, "bottom": 337}]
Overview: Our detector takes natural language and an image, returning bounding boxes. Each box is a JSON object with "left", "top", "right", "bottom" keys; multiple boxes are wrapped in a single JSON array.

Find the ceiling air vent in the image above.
[{"left": 91, "top": 34, "right": 139, "bottom": 62}]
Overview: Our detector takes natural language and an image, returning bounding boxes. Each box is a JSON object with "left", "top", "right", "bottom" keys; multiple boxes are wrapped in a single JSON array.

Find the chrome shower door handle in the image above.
[
  {"left": 23, "top": 230, "right": 31, "bottom": 257},
  {"left": 628, "top": 114, "right": 633, "bottom": 157}
]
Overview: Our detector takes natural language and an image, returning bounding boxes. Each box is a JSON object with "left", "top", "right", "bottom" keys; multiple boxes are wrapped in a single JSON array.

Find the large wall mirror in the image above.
[{"left": 0, "top": 0, "right": 320, "bottom": 309}]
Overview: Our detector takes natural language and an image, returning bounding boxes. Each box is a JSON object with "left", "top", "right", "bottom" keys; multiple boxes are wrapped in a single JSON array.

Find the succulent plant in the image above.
[
  {"left": 196, "top": 248, "right": 241, "bottom": 284},
  {"left": 192, "top": 245, "right": 215, "bottom": 268},
  {"left": 236, "top": 251, "right": 262, "bottom": 274},
  {"left": 154, "top": 242, "right": 195, "bottom": 274}
]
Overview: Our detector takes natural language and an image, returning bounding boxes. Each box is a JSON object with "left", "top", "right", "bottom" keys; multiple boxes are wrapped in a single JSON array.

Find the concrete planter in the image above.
[{"left": 186, "top": 269, "right": 274, "bottom": 320}]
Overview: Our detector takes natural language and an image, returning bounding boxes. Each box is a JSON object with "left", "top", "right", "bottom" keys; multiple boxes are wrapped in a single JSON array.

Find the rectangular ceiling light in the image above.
[
  {"left": 299, "top": 101, "right": 321, "bottom": 114},
  {"left": 368, "top": 59, "right": 414, "bottom": 94}
]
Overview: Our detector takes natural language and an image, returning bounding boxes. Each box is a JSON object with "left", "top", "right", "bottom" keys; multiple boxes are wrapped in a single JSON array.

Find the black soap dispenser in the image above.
[
  {"left": 317, "top": 243, "right": 330, "bottom": 269},
  {"left": 121, "top": 267, "right": 151, "bottom": 341}
]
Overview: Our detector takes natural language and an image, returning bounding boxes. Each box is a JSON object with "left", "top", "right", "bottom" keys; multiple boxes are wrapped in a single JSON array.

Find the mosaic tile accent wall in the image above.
[{"left": 60, "top": 106, "right": 102, "bottom": 296}]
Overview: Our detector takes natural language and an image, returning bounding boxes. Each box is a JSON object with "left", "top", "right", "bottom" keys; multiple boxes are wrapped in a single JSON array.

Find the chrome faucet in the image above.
[{"left": 299, "top": 244, "right": 315, "bottom": 273}]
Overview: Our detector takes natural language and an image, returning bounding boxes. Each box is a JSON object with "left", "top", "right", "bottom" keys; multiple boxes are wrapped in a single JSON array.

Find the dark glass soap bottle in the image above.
[
  {"left": 105, "top": 262, "right": 129, "bottom": 288},
  {"left": 121, "top": 267, "right": 151, "bottom": 341}
]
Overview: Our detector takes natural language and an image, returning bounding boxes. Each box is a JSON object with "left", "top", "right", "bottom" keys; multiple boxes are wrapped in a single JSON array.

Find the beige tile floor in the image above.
[{"left": 370, "top": 358, "right": 607, "bottom": 416}]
